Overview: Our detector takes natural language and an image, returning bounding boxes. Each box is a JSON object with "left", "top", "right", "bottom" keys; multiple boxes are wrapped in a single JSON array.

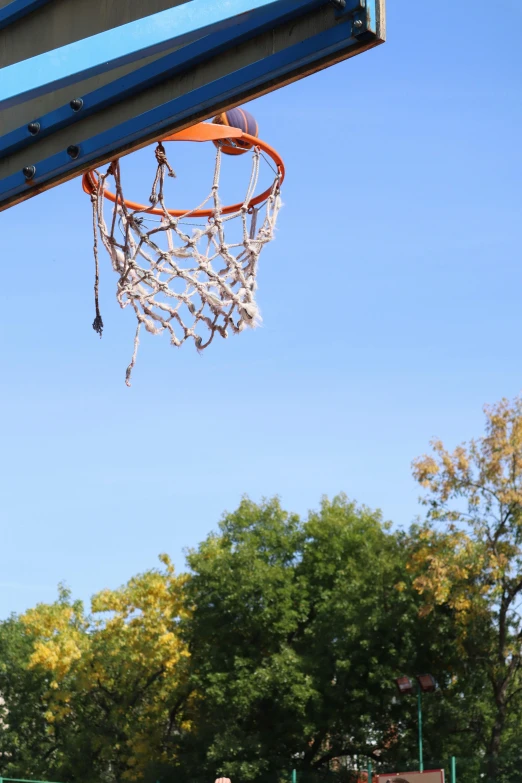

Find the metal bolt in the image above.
[
  {"left": 27, "top": 121, "right": 41, "bottom": 136},
  {"left": 354, "top": 18, "right": 363, "bottom": 27},
  {"left": 70, "top": 98, "right": 83, "bottom": 112},
  {"left": 22, "top": 165, "right": 36, "bottom": 180},
  {"left": 67, "top": 144, "right": 80, "bottom": 159}
]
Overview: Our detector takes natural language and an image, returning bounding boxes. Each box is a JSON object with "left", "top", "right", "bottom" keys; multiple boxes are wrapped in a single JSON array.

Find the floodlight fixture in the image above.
[
  {"left": 416, "top": 674, "right": 437, "bottom": 693},
  {"left": 395, "top": 676, "right": 415, "bottom": 695}
]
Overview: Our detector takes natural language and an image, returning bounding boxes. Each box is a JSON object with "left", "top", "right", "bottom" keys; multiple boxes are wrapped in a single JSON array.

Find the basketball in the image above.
[{"left": 212, "top": 107, "right": 259, "bottom": 155}]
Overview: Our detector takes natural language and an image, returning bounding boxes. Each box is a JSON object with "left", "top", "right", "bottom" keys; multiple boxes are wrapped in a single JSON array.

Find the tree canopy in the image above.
[
  {"left": 410, "top": 397, "right": 522, "bottom": 782},
  {"left": 1, "top": 559, "right": 190, "bottom": 782},
  {"left": 4, "top": 401, "right": 522, "bottom": 783},
  {"left": 182, "top": 495, "right": 451, "bottom": 782}
]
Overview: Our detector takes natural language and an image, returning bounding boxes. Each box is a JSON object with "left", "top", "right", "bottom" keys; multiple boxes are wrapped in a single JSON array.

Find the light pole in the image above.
[{"left": 395, "top": 674, "right": 437, "bottom": 772}]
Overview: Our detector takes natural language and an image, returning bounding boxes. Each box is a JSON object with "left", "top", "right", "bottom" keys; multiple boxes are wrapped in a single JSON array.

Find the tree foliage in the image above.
[
  {"left": 1, "top": 558, "right": 190, "bottom": 782},
  {"left": 4, "top": 430, "right": 522, "bottom": 783},
  {"left": 0, "top": 615, "right": 53, "bottom": 777},
  {"left": 410, "top": 397, "right": 522, "bottom": 781},
  {"left": 181, "top": 495, "right": 451, "bottom": 782}
]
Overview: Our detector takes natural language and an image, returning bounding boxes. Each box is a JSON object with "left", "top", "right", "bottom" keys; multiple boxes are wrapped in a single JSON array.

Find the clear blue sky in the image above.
[{"left": 1, "top": 0, "right": 521, "bottom": 618}]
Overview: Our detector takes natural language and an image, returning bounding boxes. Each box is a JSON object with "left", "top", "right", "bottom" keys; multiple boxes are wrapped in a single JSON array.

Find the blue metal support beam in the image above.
[
  {"left": 0, "top": 0, "right": 54, "bottom": 30},
  {"left": 0, "top": 16, "right": 372, "bottom": 209},
  {"left": 0, "top": 0, "right": 297, "bottom": 108},
  {"left": 0, "top": 0, "right": 350, "bottom": 160}
]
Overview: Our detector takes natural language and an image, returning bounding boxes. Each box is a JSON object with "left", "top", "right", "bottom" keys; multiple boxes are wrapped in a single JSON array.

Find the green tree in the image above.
[
  {"left": 9, "top": 558, "right": 191, "bottom": 783},
  {"left": 0, "top": 493, "right": 480, "bottom": 783},
  {"left": 181, "top": 494, "right": 452, "bottom": 782},
  {"left": 410, "top": 396, "right": 522, "bottom": 782},
  {"left": 0, "top": 615, "right": 54, "bottom": 777}
]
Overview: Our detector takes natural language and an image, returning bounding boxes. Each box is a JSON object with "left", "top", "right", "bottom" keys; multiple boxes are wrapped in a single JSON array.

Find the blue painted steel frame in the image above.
[
  {"left": 0, "top": 0, "right": 298, "bottom": 109},
  {"left": 0, "top": 0, "right": 53, "bottom": 30},
  {"left": 0, "top": 0, "right": 340, "bottom": 160},
  {"left": 0, "top": 17, "right": 372, "bottom": 209},
  {"left": 335, "top": 0, "right": 378, "bottom": 36}
]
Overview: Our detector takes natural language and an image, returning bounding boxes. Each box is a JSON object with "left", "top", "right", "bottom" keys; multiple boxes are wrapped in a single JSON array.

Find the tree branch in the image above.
[{"left": 129, "top": 666, "right": 166, "bottom": 708}]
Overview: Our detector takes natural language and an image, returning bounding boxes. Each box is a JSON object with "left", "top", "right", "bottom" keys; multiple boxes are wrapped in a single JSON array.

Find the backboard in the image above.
[{"left": 0, "top": 0, "right": 385, "bottom": 211}]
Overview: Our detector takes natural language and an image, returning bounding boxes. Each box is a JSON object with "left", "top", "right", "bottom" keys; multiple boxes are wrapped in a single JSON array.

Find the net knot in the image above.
[{"left": 155, "top": 142, "right": 176, "bottom": 178}]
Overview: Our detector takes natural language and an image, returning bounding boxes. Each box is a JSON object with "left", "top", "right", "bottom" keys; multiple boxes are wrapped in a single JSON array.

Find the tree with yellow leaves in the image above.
[
  {"left": 19, "top": 555, "right": 191, "bottom": 783},
  {"left": 410, "top": 397, "right": 522, "bottom": 782}
]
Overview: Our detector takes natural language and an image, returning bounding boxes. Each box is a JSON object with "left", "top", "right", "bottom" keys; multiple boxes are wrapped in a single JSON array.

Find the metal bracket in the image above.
[
  {"left": 0, "top": 18, "right": 370, "bottom": 210},
  {"left": 0, "top": 0, "right": 385, "bottom": 210},
  {"left": 0, "top": 0, "right": 328, "bottom": 161},
  {"left": 333, "top": 0, "right": 374, "bottom": 39}
]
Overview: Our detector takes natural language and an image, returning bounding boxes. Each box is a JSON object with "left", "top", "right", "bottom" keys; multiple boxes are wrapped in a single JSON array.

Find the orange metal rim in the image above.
[{"left": 82, "top": 124, "right": 285, "bottom": 218}]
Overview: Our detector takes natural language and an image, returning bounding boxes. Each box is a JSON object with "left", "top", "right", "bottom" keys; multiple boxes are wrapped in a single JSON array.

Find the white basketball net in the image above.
[{"left": 89, "top": 141, "right": 282, "bottom": 385}]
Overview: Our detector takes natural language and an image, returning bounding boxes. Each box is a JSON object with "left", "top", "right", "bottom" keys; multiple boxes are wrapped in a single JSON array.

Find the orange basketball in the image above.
[{"left": 212, "top": 108, "right": 259, "bottom": 155}]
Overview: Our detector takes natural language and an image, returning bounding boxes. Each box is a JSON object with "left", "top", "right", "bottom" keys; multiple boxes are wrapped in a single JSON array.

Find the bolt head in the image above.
[
  {"left": 70, "top": 98, "right": 83, "bottom": 112},
  {"left": 354, "top": 18, "right": 363, "bottom": 27},
  {"left": 67, "top": 145, "right": 80, "bottom": 159},
  {"left": 22, "top": 165, "right": 36, "bottom": 180},
  {"left": 27, "top": 121, "right": 40, "bottom": 136}
]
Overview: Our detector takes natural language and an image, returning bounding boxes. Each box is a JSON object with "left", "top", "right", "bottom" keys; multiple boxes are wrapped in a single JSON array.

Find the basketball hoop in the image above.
[{"left": 83, "top": 119, "right": 284, "bottom": 386}]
